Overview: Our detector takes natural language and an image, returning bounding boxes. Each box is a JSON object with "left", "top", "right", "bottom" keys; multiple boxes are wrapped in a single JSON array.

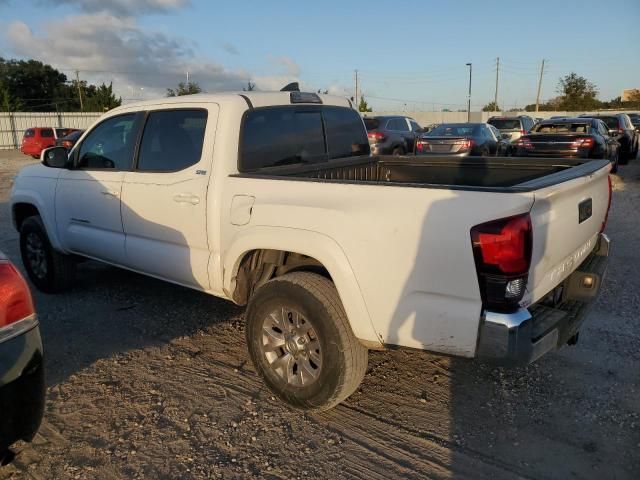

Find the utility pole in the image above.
[
  {"left": 186, "top": 71, "right": 190, "bottom": 85},
  {"left": 466, "top": 63, "right": 472, "bottom": 122},
  {"left": 494, "top": 57, "right": 500, "bottom": 112},
  {"left": 75, "top": 70, "right": 84, "bottom": 111},
  {"left": 535, "top": 59, "right": 545, "bottom": 113},
  {"left": 354, "top": 69, "right": 359, "bottom": 109}
]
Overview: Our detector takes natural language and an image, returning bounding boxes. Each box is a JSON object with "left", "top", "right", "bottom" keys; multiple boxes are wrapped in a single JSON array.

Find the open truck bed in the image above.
[{"left": 237, "top": 155, "right": 610, "bottom": 192}]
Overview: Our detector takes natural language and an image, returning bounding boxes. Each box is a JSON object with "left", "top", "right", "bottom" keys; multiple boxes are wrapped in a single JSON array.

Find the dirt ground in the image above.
[{"left": 0, "top": 149, "right": 638, "bottom": 479}]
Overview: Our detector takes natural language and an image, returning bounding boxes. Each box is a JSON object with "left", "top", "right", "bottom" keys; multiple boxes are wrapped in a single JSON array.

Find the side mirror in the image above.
[{"left": 41, "top": 146, "right": 69, "bottom": 168}]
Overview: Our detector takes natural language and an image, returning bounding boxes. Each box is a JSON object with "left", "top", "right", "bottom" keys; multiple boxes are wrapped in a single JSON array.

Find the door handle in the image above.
[
  {"left": 101, "top": 190, "right": 120, "bottom": 198},
  {"left": 173, "top": 193, "right": 200, "bottom": 205}
]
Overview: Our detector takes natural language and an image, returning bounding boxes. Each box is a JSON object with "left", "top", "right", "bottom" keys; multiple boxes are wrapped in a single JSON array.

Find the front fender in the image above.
[
  {"left": 11, "top": 181, "right": 63, "bottom": 252},
  {"left": 222, "top": 226, "right": 381, "bottom": 345}
]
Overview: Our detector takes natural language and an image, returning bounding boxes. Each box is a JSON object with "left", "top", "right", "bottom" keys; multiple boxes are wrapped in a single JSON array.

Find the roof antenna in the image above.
[{"left": 280, "top": 82, "right": 300, "bottom": 92}]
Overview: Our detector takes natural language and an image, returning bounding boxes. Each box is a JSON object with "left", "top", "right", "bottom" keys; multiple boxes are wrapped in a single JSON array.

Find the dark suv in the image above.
[
  {"left": 487, "top": 115, "right": 536, "bottom": 153},
  {"left": 363, "top": 116, "right": 422, "bottom": 155},
  {"left": 579, "top": 113, "right": 638, "bottom": 162}
]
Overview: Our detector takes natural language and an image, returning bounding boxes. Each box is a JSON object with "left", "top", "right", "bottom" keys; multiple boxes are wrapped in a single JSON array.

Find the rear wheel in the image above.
[
  {"left": 245, "top": 272, "right": 368, "bottom": 411},
  {"left": 610, "top": 152, "right": 619, "bottom": 173},
  {"left": 392, "top": 146, "right": 405, "bottom": 156},
  {"left": 20, "top": 216, "right": 75, "bottom": 293}
]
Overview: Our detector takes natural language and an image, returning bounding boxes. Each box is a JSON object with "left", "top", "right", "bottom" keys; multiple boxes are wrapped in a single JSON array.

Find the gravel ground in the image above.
[{"left": 0, "top": 149, "right": 639, "bottom": 479}]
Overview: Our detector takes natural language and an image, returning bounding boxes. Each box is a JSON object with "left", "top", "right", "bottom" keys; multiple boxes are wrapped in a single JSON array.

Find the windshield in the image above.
[
  {"left": 488, "top": 118, "right": 521, "bottom": 130},
  {"left": 363, "top": 118, "right": 380, "bottom": 130},
  {"left": 532, "top": 123, "right": 591, "bottom": 133},
  {"left": 426, "top": 124, "right": 477, "bottom": 136}
]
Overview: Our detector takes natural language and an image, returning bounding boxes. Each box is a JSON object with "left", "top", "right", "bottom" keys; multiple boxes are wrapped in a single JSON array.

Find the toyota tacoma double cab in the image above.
[{"left": 11, "top": 91, "right": 611, "bottom": 410}]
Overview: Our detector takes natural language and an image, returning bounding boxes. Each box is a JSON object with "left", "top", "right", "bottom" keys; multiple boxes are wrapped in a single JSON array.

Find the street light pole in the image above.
[{"left": 466, "top": 63, "right": 472, "bottom": 122}]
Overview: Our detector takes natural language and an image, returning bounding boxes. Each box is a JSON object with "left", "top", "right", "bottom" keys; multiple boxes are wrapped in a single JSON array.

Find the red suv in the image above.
[{"left": 20, "top": 128, "right": 78, "bottom": 159}]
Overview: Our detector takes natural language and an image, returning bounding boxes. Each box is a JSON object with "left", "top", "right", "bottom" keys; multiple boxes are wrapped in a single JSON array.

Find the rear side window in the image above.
[
  {"left": 24, "top": 129, "right": 35, "bottom": 138},
  {"left": 387, "top": 118, "right": 409, "bottom": 132},
  {"left": 240, "top": 107, "right": 326, "bottom": 171},
  {"left": 40, "top": 129, "right": 54, "bottom": 138},
  {"left": 137, "top": 110, "right": 207, "bottom": 172},
  {"left": 323, "top": 107, "right": 370, "bottom": 159},
  {"left": 410, "top": 121, "right": 421, "bottom": 132},
  {"left": 597, "top": 117, "right": 619, "bottom": 129},
  {"left": 488, "top": 119, "right": 521, "bottom": 130}
]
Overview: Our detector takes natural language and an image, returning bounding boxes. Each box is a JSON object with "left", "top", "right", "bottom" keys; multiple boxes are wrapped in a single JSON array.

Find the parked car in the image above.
[
  {"left": 21, "top": 127, "right": 79, "bottom": 159},
  {"left": 11, "top": 91, "right": 611, "bottom": 411},
  {"left": 487, "top": 115, "right": 536, "bottom": 150},
  {"left": 627, "top": 112, "right": 640, "bottom": 133},
  {"left": 415, "top": 123, "right": 509, "bottom": 156},
  {"left": 515, "top": 118, "right": 620, "bottom": 172},
  {"left": 363, "top": 115, "right": 422, "bottom": 155},
  {"left": 0, "top": 251, "right": 44, "bottom": 459},
  {"left": 55, "top": 129, "right": 84, "bottom": 151},
  {"left": 579, "top": 113, "right": 638, "bottom": 162}
]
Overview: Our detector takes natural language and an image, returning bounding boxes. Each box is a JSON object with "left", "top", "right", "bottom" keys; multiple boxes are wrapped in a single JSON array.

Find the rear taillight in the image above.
[
  {"left": 520, "top": 130, "right": 526, "bottom": 136},
  {"left": 516, "top": 137, "right": 533, "bottom": 150},
  {"left": 0, "top": 261, "right": 35, "bottom": 328},
  {"left": 457, "top": 138, "right": 475, "bottom": 152},
  {"left": 415, "top": 139, "right": 429, "bottom": 153},
  {"left": 600, "top": 175, "right": 612, "bottom": 233},
  {"left": 367, "top": 131, "right": 386, "bottom": 143},
  {"left": 571, "top": 137, "right": 594, "bottom": 149},
  {"left": 471, "top": 213, "right": 532, "bottom": 311}
]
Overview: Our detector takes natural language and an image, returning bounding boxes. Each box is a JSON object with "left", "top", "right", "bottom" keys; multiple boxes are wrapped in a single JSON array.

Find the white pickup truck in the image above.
[{"left": 10, "top": 91, "right": 611, "bottom": 410}]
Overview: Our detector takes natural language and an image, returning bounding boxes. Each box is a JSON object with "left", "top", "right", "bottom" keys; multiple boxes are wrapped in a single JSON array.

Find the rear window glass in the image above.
[
  {"left": 240, "top": 107, "right": 325, "bottom": 171},
  {"left": 363, "top": 118, "right": 380, "bottom": 130},
  {"left": 40, "top": 129, "right": 54, "bottom": 137},
  {"left": 323, "top": 107, "right": 370, "bottom": 159},
  {"left": 488, "top": 119, "right": 521, "bottom": 130},
  {"left": 239, "top": 106, "right": 368, "bottom": 171},
  {"left": 593, "top": 117, "right": 619, "bottom": 129},
  {"left": 24, "top": 129, "right": 35, "bottom": 138},
  {"left": 426, "top": 124, "right": 478, "bottom": 136},
  {"left": 532, "top": 123, "right": 591, "bottom": 133},
  {"left": 137, "top": 110, "right": 207, "bottom": 172}
]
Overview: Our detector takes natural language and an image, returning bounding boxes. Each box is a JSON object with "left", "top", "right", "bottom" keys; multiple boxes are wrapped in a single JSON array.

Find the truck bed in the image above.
[{"left": 238, "top": 155, "right": 610, "bottom": 192}]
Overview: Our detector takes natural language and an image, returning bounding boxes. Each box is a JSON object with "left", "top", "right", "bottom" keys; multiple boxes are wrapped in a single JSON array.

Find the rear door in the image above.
[
  {"left": 523, "top": 164, "right": 610, "bottom": 305},
  {"left": 121, "top": 106, "right": 217, "bottom": 289}
]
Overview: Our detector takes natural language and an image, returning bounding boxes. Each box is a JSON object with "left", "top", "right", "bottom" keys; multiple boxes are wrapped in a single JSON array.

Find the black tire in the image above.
[
  {"left": 610, "top": 153, "right": 619, "bottom": 173},
  {"left": 245, "top": 272, "right": 368, "bottom": 411},
  {"left": 20, "top": 216, "right": 75, "bottom": 293},
  {"left": 392, "top": 146, "right": 405, "bottom": 156}
]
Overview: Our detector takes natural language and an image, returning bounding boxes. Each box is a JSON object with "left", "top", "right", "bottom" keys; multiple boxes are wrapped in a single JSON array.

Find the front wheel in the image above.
[
  {"left": 245, "top": 272, "right": 368, "bottom": 411},
  {"left": 20, "top": 216, "right": 75, "bottom": 293}
]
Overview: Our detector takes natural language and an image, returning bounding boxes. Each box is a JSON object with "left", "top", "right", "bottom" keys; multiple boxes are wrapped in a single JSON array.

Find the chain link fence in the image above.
[{"left": 0, "top": 112, "right": 102, "bottom": 150}]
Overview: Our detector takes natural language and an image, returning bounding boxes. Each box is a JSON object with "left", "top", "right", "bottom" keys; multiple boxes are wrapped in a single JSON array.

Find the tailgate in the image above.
[{"left": 522, "top": 163, "right": 611, "bottom": 306}]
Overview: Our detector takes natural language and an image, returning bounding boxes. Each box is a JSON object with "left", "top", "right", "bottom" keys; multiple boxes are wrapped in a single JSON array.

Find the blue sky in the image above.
[{"left": 0, "top": 0, "right": 638, "bottom": 110}]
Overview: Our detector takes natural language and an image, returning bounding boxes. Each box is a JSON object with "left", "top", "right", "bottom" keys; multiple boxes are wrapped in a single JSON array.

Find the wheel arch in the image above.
[{"left": 223, "top": 226, "right": 381, "bottom": 346}]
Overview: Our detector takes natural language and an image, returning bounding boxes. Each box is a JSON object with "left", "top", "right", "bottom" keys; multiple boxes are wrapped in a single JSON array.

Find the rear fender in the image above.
[{"left": 223, "top": 226, "right": 380, "bottom": 345}]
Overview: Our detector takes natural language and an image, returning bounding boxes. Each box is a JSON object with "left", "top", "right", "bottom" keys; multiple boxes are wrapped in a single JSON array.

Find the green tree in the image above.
[
  {"left": 482, "top": 101, "right": 500, "bottom": 112},
  {"left": 166, "top": 81, "right": 202, "bottom": 97},
  {"left": 0, "top": 81, "right": 23, "bottom": 111},
  {"left": 358, "top": 96, "right": 372, "bottom": 112},
  {"left": 85, "top": 82, "right": 122, "bottom": 111},
  {"left": 557, "top": 73, "right": 601, "bottom": 110}
]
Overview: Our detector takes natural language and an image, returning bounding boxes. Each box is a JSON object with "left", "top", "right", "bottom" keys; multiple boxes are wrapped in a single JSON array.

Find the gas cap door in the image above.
[{"left": 230, "top": 195, "right": 255, "bottom": 226}]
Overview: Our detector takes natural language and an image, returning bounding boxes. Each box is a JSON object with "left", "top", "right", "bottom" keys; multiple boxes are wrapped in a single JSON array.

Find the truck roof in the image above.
[{"left": 110, "top": 91, "right": 353, "bottom": 112}]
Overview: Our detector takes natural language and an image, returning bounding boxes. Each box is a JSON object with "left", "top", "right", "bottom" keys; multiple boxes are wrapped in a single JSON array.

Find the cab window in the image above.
[{"left": 77, "top": 114, "right": 138, "bottom": 170}]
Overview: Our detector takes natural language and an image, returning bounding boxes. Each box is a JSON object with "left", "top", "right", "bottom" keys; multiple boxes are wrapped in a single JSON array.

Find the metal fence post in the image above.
[{"left": 9, "top": 112, "right": 18, "bottom": 149}]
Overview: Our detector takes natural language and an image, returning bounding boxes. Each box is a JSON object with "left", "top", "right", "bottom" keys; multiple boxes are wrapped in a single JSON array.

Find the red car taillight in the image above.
[
  {"left": 471, "top": 213, "right": 532, "bottom": 310},
  {"left": 516, "top": 137, "right": 533, "bottom": 150},
  {"left": 600, "top": 175, "right": 613, "bottom": 233},
  {"left": 0, "top": 261, "right": 35, "bottom": 328},
  {"left": 571, "top": 137, "right": 594, "bottom": 149},
  {"left": 415, "top": 139, "right": 429, "bottom": 152},
  {"left": 367, "top": 131, "right": 386, "bottom": 143},
  {"left": 457, "top": 138, "right": 475, "bottom": 152}
]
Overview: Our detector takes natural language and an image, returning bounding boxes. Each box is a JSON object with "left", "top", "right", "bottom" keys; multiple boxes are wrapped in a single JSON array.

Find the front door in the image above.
[
  {"left": 55, "top": 113, "right": 142, "bottom": 264},
  {"left": 121, "top": 106, "right": 217, "bottom": 289}
]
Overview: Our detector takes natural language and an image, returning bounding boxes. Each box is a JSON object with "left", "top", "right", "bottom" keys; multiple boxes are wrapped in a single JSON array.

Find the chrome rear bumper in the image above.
[{"left": 477, "top": 233, "right": 610, "bottom": 365}]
